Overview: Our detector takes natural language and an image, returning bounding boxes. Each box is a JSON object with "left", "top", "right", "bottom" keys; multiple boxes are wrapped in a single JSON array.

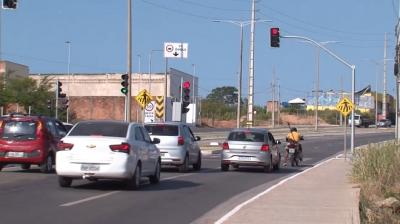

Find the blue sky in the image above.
[{"left": 1, "top": 0, "right": 398, "bottom": 105}]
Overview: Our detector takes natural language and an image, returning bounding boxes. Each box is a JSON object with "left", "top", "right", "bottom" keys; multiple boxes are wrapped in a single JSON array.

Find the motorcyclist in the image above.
[{"left": 284, "top": 127, "right": 303, "bottom": 166}]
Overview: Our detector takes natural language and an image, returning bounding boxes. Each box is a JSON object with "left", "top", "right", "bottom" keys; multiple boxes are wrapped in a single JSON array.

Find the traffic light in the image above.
[
  {"left": 182, "top": 81, "right": 190, "bottom": 114},
  {"left": 121, "top": 74, "right": 128, "bottom": 95},
  {"left": 63, "top": 98, "right": 69, "bottom": 110},
  {"left": 47, "top": 99, "right": 52, "bottom": 110},
  {"left": 270, "top": 27, "right": 280, "bottom": 48},
  {"left": 2, "top": 0, "right": 17, "bottom": 9},
  {"left": 57, "top": 81, "right": 66, "bottom": 98}
]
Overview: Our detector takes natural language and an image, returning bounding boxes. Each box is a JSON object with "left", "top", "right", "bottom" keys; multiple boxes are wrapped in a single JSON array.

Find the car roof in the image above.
[
  {"left": 1, "top": 114, "right": 52, "bottom": 121},
  {"left": 144, "top": 122, "right": 185, "bottom": 126},
  {"left": 77, "top": 120, "right": 129, "bottom": 125},
  {"left": 230, "top": 128, "right": 270, "bottom": 133}
]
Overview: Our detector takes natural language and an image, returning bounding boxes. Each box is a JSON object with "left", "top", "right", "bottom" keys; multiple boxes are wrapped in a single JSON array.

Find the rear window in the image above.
[
  {"left": 1, "top": 121, "right": 37, "bottom": 140},
  {"left": 228, "top": 131, "right": 265, "bottom": 142},
  {"left": 68, "top": 121, "right": 128, "bottom": 137},
  {"left": 145, "top": 124, "right": 179, "bottom": 136}
]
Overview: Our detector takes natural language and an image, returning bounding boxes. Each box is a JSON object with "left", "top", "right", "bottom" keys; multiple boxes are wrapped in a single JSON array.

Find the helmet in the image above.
[{"left": 290, "top": 127, "right": 297, "bottom": 132}]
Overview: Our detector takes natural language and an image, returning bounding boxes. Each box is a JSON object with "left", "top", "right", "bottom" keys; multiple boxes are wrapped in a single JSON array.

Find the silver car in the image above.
[
  {"left": 221, "top": 128, "right": 281, "bottom": 172},
  {"left": 144, "top": 122, "right": 202, "bottom": 172}
]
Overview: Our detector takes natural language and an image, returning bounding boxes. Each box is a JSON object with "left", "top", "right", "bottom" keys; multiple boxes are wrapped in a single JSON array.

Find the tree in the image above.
[
  {"left": 206, "top": 86, "right": 238, "bottom": 105},
  {"left": 1, "top": 76, "right": 53, "bottom": 115}
]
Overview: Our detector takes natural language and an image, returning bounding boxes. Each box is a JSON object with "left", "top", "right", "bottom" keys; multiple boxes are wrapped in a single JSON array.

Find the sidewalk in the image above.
[{"left": 217, "top": 157, "right": 360, "bottom": 224}]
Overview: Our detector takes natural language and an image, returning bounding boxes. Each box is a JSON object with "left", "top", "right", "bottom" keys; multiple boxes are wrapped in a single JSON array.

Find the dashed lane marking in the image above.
[{"left": 59, "top": 173, "right": 194, "bottom": 207}]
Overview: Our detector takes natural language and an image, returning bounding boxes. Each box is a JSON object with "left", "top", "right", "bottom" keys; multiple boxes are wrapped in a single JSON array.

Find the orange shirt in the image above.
[{"left": 287, "top": 131, "right": 301, "bottom": 142}]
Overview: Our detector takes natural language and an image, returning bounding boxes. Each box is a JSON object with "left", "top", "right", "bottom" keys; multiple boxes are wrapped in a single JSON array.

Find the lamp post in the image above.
[
  {"left": 283, "top": 35, "right": 356, "bottom": 155},
  {"left": 192, "top": 63, "right": 196, "bottom": 125},
  {"left": 65, "top": 41, "right": 71, "bottom": 123},
  {"left": 212, "top": 18, "right": 271, "bottom": 128}
]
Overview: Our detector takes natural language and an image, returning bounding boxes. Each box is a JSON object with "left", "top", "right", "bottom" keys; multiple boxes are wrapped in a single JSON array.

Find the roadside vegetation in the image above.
[{"left": 351, "top": 141, "right": 400, "bottom": 223}]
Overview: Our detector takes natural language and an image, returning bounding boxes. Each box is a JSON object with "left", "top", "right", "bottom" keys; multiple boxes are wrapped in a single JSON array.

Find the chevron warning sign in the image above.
[
  {"left": 155, "top": 96, "right": 164, "bottom": 118},
  {"left": 336, "top": 97, "right": 354, "bottom": 117}
]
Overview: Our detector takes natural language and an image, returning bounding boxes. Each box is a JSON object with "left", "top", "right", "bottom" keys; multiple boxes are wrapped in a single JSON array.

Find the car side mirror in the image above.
[
  {"left": 195, "top": 136, "right": 201, "bottom": 141},
  {"left": 151, "top": 138, "right": 160, "bottom": 144}
]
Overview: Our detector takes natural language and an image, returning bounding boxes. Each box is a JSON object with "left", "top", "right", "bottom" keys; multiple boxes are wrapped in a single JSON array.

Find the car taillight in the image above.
[
  {"left": 110, "top": 143, "right": 130, "bottom": 154},
  {"left": 36, "top": 121, "right": 44, "bottom": 138},
  {"left": 261, "top": 144, "right": 270, "bottom": 152},
  {"left": 178, "top": 136, "right": 185, "bottom": 145},
  {"left": 222, "top": 142, "right": 229, "bottom": 150},
  {"left": 58, "top": 141, "right": 74, "bottom": 151}
]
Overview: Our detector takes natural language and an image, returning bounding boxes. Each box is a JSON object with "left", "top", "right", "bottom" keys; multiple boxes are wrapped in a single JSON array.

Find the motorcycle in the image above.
[{"left": 286, "top": 139, "right": 301, "bottom": 167}]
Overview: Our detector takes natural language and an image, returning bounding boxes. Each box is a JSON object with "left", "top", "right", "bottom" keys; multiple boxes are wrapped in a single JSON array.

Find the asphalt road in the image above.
[{"left": 0, "top": 130, "right": 394, "bottom": 224}]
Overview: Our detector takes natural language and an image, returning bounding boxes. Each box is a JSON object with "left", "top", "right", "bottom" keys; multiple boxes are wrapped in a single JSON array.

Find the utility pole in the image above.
[
  {"left": 315, "top": 47, "right": 320, "bottom": 131},
  {"left": 126, "top": 0, "right": 132, "bottom": 122},
  {"left": 278, "top": 83, "right": 281, "bottom": 126},
  {"left": 247, "top": 0, "right": 256, "bottom": 127},
  {"left": 271, "top": 69, "right": 276, "bottom": 128},
  {"left": 383, "top": 32, "right": 387, "bottom": 119}
]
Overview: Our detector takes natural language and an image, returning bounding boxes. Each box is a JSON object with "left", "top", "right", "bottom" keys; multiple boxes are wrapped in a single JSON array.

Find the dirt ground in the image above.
[{"left": 201, "top": 113, "right": 326, "bottom": 128}]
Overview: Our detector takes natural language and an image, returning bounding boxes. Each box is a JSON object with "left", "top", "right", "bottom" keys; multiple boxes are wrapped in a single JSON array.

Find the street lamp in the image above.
[
  {"left": 65, "top": 41, "right": 71, "bottom": 123},
  {"left": 212, "top": 18, "right": 271, "bottom": 128}
]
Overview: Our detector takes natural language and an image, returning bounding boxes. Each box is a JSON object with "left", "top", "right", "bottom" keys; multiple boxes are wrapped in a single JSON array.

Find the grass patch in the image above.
[{"left": 351, "top": 141, "right": 400, "bottom": 223}]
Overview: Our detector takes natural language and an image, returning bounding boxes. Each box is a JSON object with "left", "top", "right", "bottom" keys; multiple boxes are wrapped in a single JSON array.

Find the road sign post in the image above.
[{"left": 336, "top": 97, "right": 354, "bottom": 160}]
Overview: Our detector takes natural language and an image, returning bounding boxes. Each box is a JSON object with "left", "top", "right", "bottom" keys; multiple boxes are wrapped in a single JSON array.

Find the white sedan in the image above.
[{"left": 56, "top": 120, "right": 161, "bottom": 190}]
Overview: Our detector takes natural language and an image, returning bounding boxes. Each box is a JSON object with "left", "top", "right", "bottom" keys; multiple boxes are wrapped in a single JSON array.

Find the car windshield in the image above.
[
  {"left": 145, "top": 124, "right": 179, "bottom": 136},
  {"left": 1, "top": 121, "right": 37, "bottom": 140},
  {"left": 228, "top": 131, "right": 264, "bottom": 142},
  {"left": 68, "top": 121, "right": 128, "bottom": 137}
]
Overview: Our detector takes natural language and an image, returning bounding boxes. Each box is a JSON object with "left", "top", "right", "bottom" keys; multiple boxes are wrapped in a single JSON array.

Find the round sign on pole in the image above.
[
  {"left": 145, "top": 102, "right": 154, "bottom": 111},
  {"left": 166, "top": 45, "right": 174, "bottom": 52}
]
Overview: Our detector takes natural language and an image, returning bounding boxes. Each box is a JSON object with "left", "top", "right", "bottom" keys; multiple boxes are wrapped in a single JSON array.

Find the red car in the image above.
[{"left": 0, "top": 114, "right": 68, "bottom": 173}]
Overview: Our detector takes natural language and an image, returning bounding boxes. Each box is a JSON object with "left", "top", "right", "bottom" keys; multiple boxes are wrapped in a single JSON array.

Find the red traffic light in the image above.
[
  {"left": 271, "top": 28, "right": 279, "bottom": 35},
  {"left": 270, "top": 27, "right": 280, "bottom": 48},
  {"left": 183, "top": 81, "right": 190, "bottom": 89}
]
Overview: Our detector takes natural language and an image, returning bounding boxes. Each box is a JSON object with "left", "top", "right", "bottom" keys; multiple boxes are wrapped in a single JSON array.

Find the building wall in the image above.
[
  {"left": 0, "top": 61, "right": 29, "bottom": 78},
  {"left": 29, "top": 68, "right": 198, "bottom": 122}
]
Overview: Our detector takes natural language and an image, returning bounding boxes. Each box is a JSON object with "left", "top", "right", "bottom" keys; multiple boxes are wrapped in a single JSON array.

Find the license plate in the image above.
[
  {"left": 239, "top": 156, "right": 252, "bottom": 161},
  {"left": 81, "top": 164, "right": 100, "bottom": 171},
  {"left": 289, "top": 148, "right": 296, "bottom": 153},
  {"left": 160, "top": 152, "right": 166, "bottom": 157},
  {"left": 6, "top": 151, "right": 24, "bottom": 158}
]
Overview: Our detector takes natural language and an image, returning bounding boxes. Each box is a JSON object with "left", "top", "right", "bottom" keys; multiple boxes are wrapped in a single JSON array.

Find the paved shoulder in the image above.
[{"left": 219, "top": 158, "right": 360, "bottom": 224}]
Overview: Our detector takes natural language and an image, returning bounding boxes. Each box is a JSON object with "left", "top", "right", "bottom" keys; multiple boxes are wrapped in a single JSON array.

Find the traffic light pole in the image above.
[
  {"left": 55, "top": 80, "right": 59, "bottom": 119},
  {"left": 282, "top": 35, "right": 356, "bottom": 155}
]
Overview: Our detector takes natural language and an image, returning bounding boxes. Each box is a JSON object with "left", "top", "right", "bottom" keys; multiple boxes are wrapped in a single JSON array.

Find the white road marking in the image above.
[
  {"left": 214, "top": 156, "right": 339, "bottom": 224},
  {"left": 60, "top": 191, "right": 120, "bottom": 207},
  {"left": 59, "top": 173, "right": 195, "bottom": 207}
]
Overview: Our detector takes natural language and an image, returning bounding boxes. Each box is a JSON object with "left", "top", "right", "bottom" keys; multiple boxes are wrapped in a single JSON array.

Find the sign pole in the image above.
[{"left": 344, "top": 114, "right": 347, "bottom": 161}]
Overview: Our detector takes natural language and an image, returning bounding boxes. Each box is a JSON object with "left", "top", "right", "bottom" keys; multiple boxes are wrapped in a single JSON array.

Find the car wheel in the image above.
[
  {"left": 273, "top": 155, "right": 281, "bottom": 170},
  {"left": 21, "top": 164, "right": 31, "bottom": 170},
  {"left": 126, "top": 164, "right": 141, "bottom": 190},
  {"left": 149, "top": 160, "right": 161, "bottom": 184},
  {"left": 40, "top": 154, "right": 53, "bottom": 173},
  {"left": 0, "top": 163, "right": 4, "bottom": 171},
  {"left": 221, "top": 163, "right": 229, "bottom": 171},
  {"left": 192, "top": 153, "right": 202, "bottom": 171},
  {"left": 58, "top": 176, "right": 72, "bottom": 188},
  {"left": 232, "top": 164, "right": 239, "bottom": 169},
  {"left": 179, "top": 155, "right": 189, "bottom": 173},
  {"left": 263, "top": 157, "right": 273, "bottom": 173}
]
